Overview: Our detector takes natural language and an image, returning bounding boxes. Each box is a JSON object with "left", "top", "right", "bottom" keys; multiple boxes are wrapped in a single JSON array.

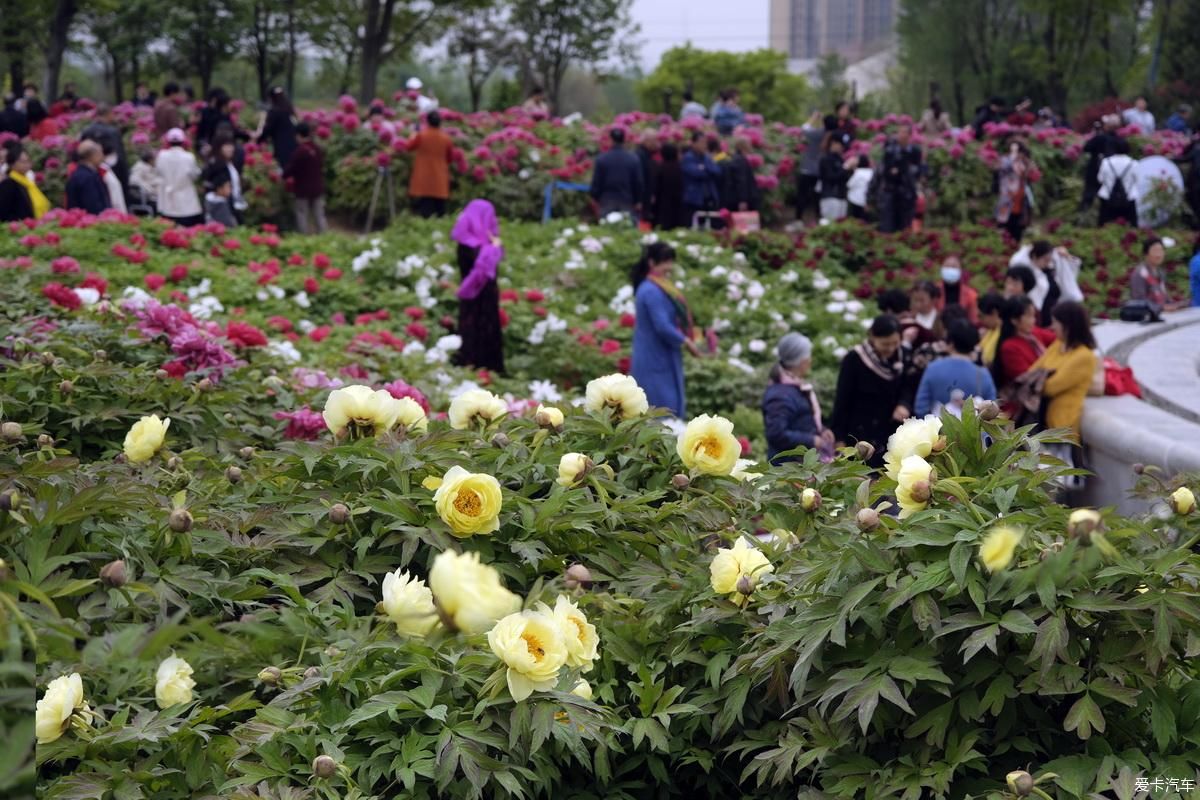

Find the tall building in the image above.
[{"left": 769, "top": 0, "right": 896, "bottom": 63}]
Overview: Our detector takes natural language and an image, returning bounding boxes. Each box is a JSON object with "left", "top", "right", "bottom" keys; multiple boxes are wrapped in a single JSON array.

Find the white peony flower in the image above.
[
  {"left": 435, "top": 334, "right": 462, "bottom": 352},
  {"left": 73, "top": 287, "right": 100, "bottom": 306},
  {"left": 748, "top": 339, "right": 767, "bottom": 354},
  {"left": 293, "top": 291, "right": 311, "bottom": 308},
  {"left": 529, "top": 379, "right": 563, "bottom": 403},
  {"left": 831, "top": 289, "right": 849, "bottom": 301},
  {"left": 267, "top": 340, "right": 302, "bottom": 363}
]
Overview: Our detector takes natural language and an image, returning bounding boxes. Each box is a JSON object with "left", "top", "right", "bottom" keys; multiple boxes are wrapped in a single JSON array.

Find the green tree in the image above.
[
  {"left": 508, "top": 0, "right": 639, "bottom": 113},
  {"left": 82, "top": 0, "right": 158, "bottom": 102},
  {"left": 815, "top": 52, "right": 849, "bottom": 111},
  {"left": 447, "top": 5, "right": 517, "bottom": 112},
  {"left": 163, "top": 0, "right": 244, "bottom": 95},
  {"left": 637, "top": 46, "right": 814, "bottom": 124}
]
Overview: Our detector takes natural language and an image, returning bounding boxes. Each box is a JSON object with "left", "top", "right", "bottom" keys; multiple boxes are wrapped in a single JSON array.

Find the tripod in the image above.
[{"left": 363, "top": 165, "right": 397, "bottom": 234}]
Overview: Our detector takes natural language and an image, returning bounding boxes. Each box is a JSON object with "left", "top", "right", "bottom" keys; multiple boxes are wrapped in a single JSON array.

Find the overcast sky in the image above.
[{"left": 629, "top": 0, "right": 770, "bottom": 69}]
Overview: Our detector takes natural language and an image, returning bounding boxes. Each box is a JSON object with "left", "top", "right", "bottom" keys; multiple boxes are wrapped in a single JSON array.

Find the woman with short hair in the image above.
[{"left": 762, "top": 333, "right": 834, "bottom": 463}]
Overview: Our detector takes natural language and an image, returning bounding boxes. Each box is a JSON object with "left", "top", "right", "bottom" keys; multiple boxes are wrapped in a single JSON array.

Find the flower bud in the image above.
[
  {"left": 329, "top": 503, "right": 350, "bottom": 524},
  {"left": 168, "top": 508, "right": 193, "bottom": 532},
  {"left": 1132, "top": 462, "right": 1146, "bottom": 475},
  {"left": 303, "top": 666, "right": 321, "bottom": 680},
  {"left": 909, "top": 480, "right": 932, "bottom": 503},
  {"left": 312, "top": 755, "right": 338, "bottom": 779},
  {"left": 855, "top": 441, "right": 875, "bottom": 462},
  {"left": 167, "top": 455, "right": 183, "bottom": 470},
  {"left": 978, "top": 400, "right": 1000, "bottom": 421},
  {"left": 258, "top": 666, "right": 281, "bottom": 685},
  {"left": 671, "top": 473, "right": 691, "bottom": 491},
  {"left": 40, "top": 351, "right": 56, "bottom": 365},
  {"left": 196, "top": 378, "right": 213, "bottom": 392},
  {"left": 1006, "top": 770, "right": 1035, "bottom": 797},
  {"left": 0, "top": 422, "right": 23, "bottom": 442},
  {"left": 1170, "top": 487, "right": 1195, "bottom": 516},
  {"left": 238, "top": 446, "right": 255, "bottom": 460},
  {"left": 93, "top": 350, "right": 107, "bottom": 362},
  {"left": 490, "top": 432, "right": 510, "bottom": 448},
  {"left": 155, "top": 369, "right": 170, "bottom": 380},
  {"left": 0, "top": 489, "right": 19, "bottom": 511},
  {"left": 37, "top": 434, "right": 54, "bottom": 449},
  {"left": 225, "top": 466, "right": 242, "bottom": 484},
  {"left": 113, "top": 452, "right": 126, "bottom": 463},
  {"left": 1067, "top": 508, "right": 1101, "bottom": 540},
  {"left": 931, "top": 435, "right": 948, "bottom": 453},
  {"left": 564, "top": 563, "right": 593, "bottom": 590},
  {"left": 736, "top": 574, "right": 755, "bottom": 596},
  {"left": 856, "top": 507, "right": 880, "bottom": 531},
  {"left": 59, "top": 380, "right": 74, "bottom": 394},
  {"left": 535, "top": 406, "right": 564, "bottom": 430},
  {"left": 800, "top": 488, "right": 821, "bottom": 512},
  {"left": 100, "top": 559, "right": 127, "bottom": 587}
]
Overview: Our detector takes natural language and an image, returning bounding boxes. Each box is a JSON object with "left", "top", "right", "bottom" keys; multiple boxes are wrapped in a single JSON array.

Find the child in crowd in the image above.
[
  {"left": 847, "top": 155, "right": 873, "bottom": 219},
  {"left": 204, "top": 169, "right": 237, "bottom": 228}
]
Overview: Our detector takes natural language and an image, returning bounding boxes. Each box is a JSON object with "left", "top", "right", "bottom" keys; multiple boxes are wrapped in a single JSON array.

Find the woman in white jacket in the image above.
[
  {"left": 155, "top": 128, "right": 203, "bottom": 226},
  {"left": 1008, "top": 239, "right": 1084, "bottom": 326}
]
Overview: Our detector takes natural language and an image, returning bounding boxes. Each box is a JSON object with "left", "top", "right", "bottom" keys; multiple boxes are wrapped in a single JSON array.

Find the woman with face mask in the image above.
[
  {"left": 935, "top": 256, "right": 979, "bottom": 324},
  {"left": 829, "top": 314, "right": 916, "bottom": 467}
]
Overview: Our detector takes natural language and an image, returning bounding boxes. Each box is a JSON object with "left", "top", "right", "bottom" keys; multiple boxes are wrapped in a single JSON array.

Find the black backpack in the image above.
[{"left": 1108, "top": 160, "right": 1134, "bottom": 207}]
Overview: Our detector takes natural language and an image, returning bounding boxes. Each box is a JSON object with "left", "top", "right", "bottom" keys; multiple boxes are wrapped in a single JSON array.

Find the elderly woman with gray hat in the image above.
[{"left": 762, "top": 333, "right": 834, "bottom": 463}]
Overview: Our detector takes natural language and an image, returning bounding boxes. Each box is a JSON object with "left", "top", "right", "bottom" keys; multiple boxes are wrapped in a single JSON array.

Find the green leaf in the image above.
[
  {"left": 1151, "top": 693, "right": 1176, "bottom": 750},
  {"left": 998, "top": 609, "right": 1038, "bottom": 635},
  {"left": 1031, "top": 614, "right": 1068, "bottom": 673},
  {"left": 1063, "top": 693, "right": 1105, "bottom": 739}
]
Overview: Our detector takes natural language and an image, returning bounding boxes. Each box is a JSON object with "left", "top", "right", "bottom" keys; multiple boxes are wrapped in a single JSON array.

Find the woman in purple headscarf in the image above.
[{"left": 451, "top": 199, "right": 505, "bottom": 372}]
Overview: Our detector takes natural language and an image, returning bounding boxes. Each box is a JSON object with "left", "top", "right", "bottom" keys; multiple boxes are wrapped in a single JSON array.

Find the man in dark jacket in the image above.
[
  {"left": 634, "top": 130, "right": 659, "bottom": 224},
  {"left": 589, "top": 128, "right": 643, "bottom": 219},
  {"left": 0, "top": 94, "right": 28, "bottom": 138},
  {"left": 876, "top": 125, "right": 922, "bottom": 233},
  {"left": 681, "top": 131, "right": 719, "bottom": 227},
  {"left": 722, "top": 136, "right": 760, "bottom": 212},
  {"left": 1080, "top": 114, "right": 1122, "bottom": 212},
  {"left": 283, "top": 122, "right": 327, "bottom": 234},
  {"left": 81, "top": 104, "right": 129, "bottom": 191},
  {"left": 66, "top": 141, "right": 112, "bottom": 215},
  {"left": 972, "top": 96, "right": 1006, "bottom": 139}
]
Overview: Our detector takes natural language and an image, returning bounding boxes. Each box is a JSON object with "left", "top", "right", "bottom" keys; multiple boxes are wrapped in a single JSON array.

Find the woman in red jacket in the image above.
[{"left": 992, "top": 295, "right": 1055, "bottom": 418}]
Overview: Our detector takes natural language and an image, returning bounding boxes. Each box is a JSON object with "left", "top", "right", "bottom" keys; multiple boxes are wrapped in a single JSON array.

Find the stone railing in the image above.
[{"left": 1080, "top": 307, "right": 1200, "bottom": 514}]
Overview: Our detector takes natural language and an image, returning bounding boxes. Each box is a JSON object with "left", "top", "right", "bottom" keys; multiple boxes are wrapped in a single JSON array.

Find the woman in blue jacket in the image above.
[
  {"left": 631, "top": 242, "right": 702, "bottom": 417},
  {"left": 762, "top": 333, "right": 834, "bottom": 463},
  {"left": 681, "top": 132, "right": 719, "bottom": 228}
]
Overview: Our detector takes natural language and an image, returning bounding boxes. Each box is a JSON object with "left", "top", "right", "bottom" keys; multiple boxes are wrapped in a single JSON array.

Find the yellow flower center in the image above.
[
  {"left": 522, "top": 632, "right": 546, "bottom": 660},
  {"left": 453, "top": 488, "right": 482, "bottom": 517},
  {"left": 699, "top": 436, "right": 722, "bottom": 459},
  {"left": 567, "top": 615, "right": 585, "bottom": 641}
]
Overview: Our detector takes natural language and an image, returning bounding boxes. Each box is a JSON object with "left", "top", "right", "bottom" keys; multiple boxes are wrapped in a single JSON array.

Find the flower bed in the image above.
[
  {"left": 7, "top": 100, "right": 1194, "bottom": 229},
  {"left": 4, "top": 209, "right": 1200, "bottom": 799}
]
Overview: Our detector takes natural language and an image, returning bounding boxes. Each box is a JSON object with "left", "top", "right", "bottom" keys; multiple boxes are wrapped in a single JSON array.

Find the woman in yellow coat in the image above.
[{"left": 1030, "top": 301, "right": 1097, "bottom": 440}]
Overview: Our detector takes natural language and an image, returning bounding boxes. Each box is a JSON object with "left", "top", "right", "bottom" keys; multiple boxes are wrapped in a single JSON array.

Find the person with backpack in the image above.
[{"left": 1097, "top": 139, "right": 1138, "bottom": 226}]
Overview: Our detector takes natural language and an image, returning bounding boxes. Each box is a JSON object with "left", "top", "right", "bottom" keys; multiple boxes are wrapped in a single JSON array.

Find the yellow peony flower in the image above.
[
  {"left": 322, "top": 385, "right": 401, "bottom": 437},
  {"left": 883, "top": 415, "right": 942, "bottom": 481},
  {"left": 800, "top": 487, "right": 821, "bottom": 511},
  {"left": 895, "top": 454, "right": 934, "bottom": 519},
  {"left": 676, "top": 414, "right": 740, "bottom": 475},
  {"left": 393, "top": 397, "right": 428, "bottom": 433},
  {"left": 488, "top": 609, "right": 569, "bottom": 701},
  {"left": 155, "top": 655, "right": 196, "bottom": 708},
  {"left": 123, "top": 414, "right": 170, "bottom": 463},
  {"left": 548, "top": 595, "right": 599, "bottom": 670},
  {"left": 584, "top": 373, "right": 649, "bottom": 420},
  {"left": 978, "top": 526, "right": 1024, "bottom": 573},
  {"left": 380, "top": 568, "right": 438, "bottom": 636},
  {"left": 447, "top": 388, "right": 508, "bottom": 430},
  {"left": 571, "top": 679, "right": 593, "bottom": 700},
  {"left": 535, "top": 405, "right": 564, "bottom": 429},
  {"left": 709, "top": 537, "right": 773, "bottom": 599},
  {"left": 35, "top": 673, "right": 91, "bottom": 744},
  {"left": 433, "top": 465, "right": 503, "bottom": 536},
  {"left": 1171, "top": 487, "right": 1195, "bottom": 515},
  {"left": 556, "top": 453, "right": 592, "bottom": 487},
  {"left": 1067, "top": 508, "right": 1102, "bottom": 539},
  {"left": 428, "top": 550, "right": 522, "bottom": 634}
]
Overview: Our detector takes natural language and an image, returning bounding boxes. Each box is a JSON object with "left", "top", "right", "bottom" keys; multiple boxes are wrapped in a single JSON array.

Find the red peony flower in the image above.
[
  {"left": 600, "top": 339, "right": 621, "bottom": 355},
  {"left": 267, "top": 315, "right": 293, "bottom": 332},
  {"left": 226, "top": 321, "right": 268, "bottom": 348},
  {"left": 223, "top": 238, "right": 241, "bottom": 250},
  {"left": 616, "top": 356, "right": 631, "bottom": 374},
  {"left": 309, "top": 325, "right": 332, "bottom": 342},
  {"left": 323, "top": 268, "right": 342, "bottom": 281},
  {"left": 169, "top": 264, "right": 189, "bottom": 283},
  {"left": 304, "top": 277, "right": 320, "bottom": 294},
  {"left": 51, "top": 256, "right": 80, "bottom": 274},
  {"left": 287, "top": 252, "right": 306, "bottom": 266},
  {"left": 42, "top": 282, "right": 81, "bottom": 310},
  {"left": 313, "top": 252, "right": 331, "bottom": 268},
  {"left": 498, "top": 308, "right": 509, "bottom": 328},
  {"left": 619, "top": 312, "right": 636, "bottom": 328},
  {"left": 404, "top": 306, "right": 425, "bottom": 320},
  {"left": 500, "top": 289, "right": 519, "bottom": 302},
  {"left": 81, "top": 272, "right": 108, "bottom": 295},
  {"left": 738, "top": 436, "right": 752, "bottom": 457},
  {"left": 593, "top": 318, "right": 610, "bottom": 330},
  {"left": 405, "top": 322, "right": 429, "bottom": 341},
  {"left": 524, "top": 289, "right": 545, "bottom": 302},
  {"left": 145, "top": 273, "right": 166, "bottom": 291},
  {"left": 476, "top": 369, "right": 492, "bottom": 386},
  {"left": 532, "top": 306, "right": 547, "bottom": 317}
]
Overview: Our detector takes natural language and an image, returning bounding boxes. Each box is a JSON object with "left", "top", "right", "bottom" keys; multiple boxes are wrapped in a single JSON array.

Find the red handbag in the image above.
[{"left": 1103, "top": 358, "right": 1141, "bottom": 398}]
